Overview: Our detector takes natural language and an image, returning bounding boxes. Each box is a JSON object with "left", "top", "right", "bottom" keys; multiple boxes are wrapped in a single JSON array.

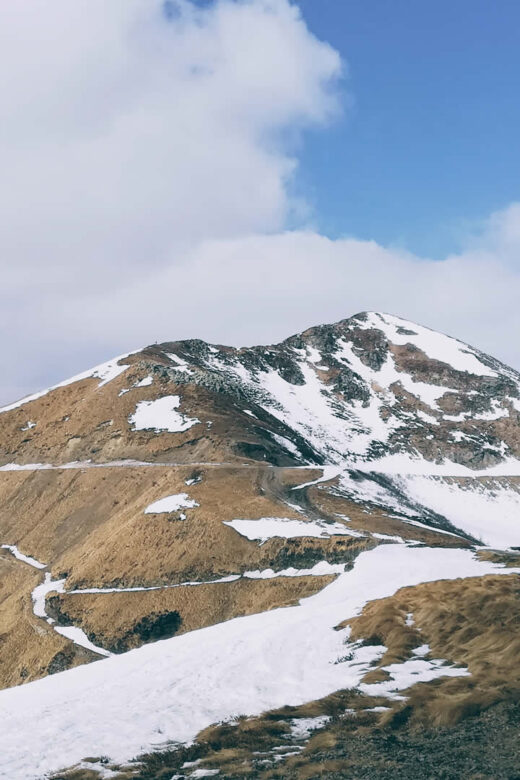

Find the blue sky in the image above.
[{"left": 295, "top": 0, "right": 520, "bottom": 257}]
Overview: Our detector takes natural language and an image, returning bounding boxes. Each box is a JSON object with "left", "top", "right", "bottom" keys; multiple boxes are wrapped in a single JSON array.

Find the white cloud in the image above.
[
  {"left": 7, "top": 203, "right": 520, "bottom": 406},
  {"left": 1, "top": 1, "right": 520, "bottom": 406},
  {"left": 0, "top": 0, "right": 341, "bottom": 401},
  {"left": 57, "top": 205, "right": 520, "bottom": 365},
  {"left": 0, "top": 0, "right": 340, "bottom": 279}
]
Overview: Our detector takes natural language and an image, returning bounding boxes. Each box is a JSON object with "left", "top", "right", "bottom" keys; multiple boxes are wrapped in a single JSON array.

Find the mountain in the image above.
[
  {"left": 2, "top": 310, "right": 520, "bottom": 471},
  {"left": 0, "top": 312, "right": 519, "bottom": 779}
]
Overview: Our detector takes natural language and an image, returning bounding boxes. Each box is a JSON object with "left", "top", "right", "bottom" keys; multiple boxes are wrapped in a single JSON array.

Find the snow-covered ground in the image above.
[
  {"left": 224, "top": 516, "right": 357, "bottom": 541},
  {"left": 393, "top": 474, "right": 520, "bottom": 548},
  {"left": 129, "top": 395, "right": 201, "bottom": 433},
  {"left": 144, "top": 493, "right": 199, "bottom": 514},
  {"left": 1, "top": 544, "right": 46, "bottom": 569},
  {"left": 0, "top": 544, "right": 517, "bottom": 779},
  {"left": 334, "top": 469, "right": 520, "bottom": 548},
  {"left": 31, "top": 573, "right": 111, "bottom": 657},
  {"left": 358, "top": 313, "right": 497, "bottom": 377},
  {"left": 0, "top": 458, "right": 518, "bottom": 547},
  {"left": 0, "top": 354, "right": 133, "bottom": 414}
]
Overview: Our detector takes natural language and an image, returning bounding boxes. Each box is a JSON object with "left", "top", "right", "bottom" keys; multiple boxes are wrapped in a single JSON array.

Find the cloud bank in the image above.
[{"left": 1, "top": 0, "right": 520, "bottom": 404}]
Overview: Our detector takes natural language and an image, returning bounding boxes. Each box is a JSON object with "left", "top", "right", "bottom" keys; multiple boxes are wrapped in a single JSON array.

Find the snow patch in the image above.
[
  {"left": 134, "top": 376, "right": 153, "bottom": 388},
  {"left": 360, "top": 655, "right": 469, "bottom": 699},
  {"left": 1, "top": 544, "right": 46, "bottom": 569},
  {"left": 290, "top": 715, "right": 331, "bottom": 739},
  {"left": 145, "top": 493, "right": 199, "bottom": 514},
  {"left": 167, "top": 354, "right": 193, "bottom": 375},
  {"left": 224, "top": 517, "right": 355, "bottom": 541},
  {"left": 394, "top": 474, "right": 520, "bottom": 548},
  {"left": 54, "top": 626, "right": 112, "bottom": 658},
  {"left": 31, "top": 574, "right": 110, "bottom": 657},
  {"left": 31, "top": 574, "right": 65, "bottom": 619},
  {"left": 129, "top": 396, "right": 200, "bottom": 433}
]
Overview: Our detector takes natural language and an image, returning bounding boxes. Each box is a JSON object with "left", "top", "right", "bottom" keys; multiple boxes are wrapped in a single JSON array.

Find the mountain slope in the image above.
[
  {"left": 0, "top": 546, "right": 518, "bottom": 779},
  {"left": 0, "top": 312, "right": 519, "bottom": 779},
  {"left": 1, "top": 311, "right": 520, "bottom": 471}
]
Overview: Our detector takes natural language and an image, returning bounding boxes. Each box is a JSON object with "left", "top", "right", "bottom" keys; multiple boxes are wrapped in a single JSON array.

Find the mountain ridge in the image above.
[{"left": 1, "top": 311, "right": 520, "bottom": 474}]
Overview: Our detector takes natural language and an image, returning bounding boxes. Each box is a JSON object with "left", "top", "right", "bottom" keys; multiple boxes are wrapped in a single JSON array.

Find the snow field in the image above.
[{"left": 0, "top": 544, "right": 518, "bottom": 778}]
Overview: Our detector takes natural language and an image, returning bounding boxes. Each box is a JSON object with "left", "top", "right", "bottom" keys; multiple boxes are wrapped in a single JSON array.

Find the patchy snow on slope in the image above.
[
  {"left": 372, "top": 533, "right": 404, "bottom": 543},
  {"left": 356, "top": 453, "right": 520, "bottom": 477},
  {"left": 95, "top": 357, "right": 132, "bottom": 388},
  {"left": 68, "top": 574, "right": 242, "bottom": 595},
  {"left": 243, "top": 561, "right": 346, "bottom": 579},
  {"left": 66, "top": 761, "right": 119, "bottom": 780},
  {"left": 394, "top": 475, "right": 520, "bottom": 548},
  {"left": 134, "top": 376, "right": 153, "bottom": 388},
  {"left": 258, "top": 364, "right": 357, "bottom": 460},
  {"left": 167, "top": 354, "right": 194, "bottom": 375},
  {"left": 31, "top": 574, "right": 110, "bottom": 657},
  {"left": 31, "top": 574, "right": 65, "bottom": 619},
  {"left": 129, "top": 396, "right": 200, "bottom": 433},
  {"left": 1, "top": 545, "right": 518, "bottom": 779},
  {"left": 335, "top": 470, "right": 417, "bottom": 516},
  {"left": 290, "top": 715, "right": 331, "bottom": 739},
  {"left": 200, "top": 313, "right": 520, "bottom": 470},
  {"left": 224, "top": 517, "right": 354, "bottom": 541},
  {"left": 0, "top": 353, "right": 134, "bottom": 413},
  {"left": 54, "top": 626, "right": 112, "bottom": 658},
  {"left": 0, "top": 462, "right": 59, "bottom": 471},
  {"left": 1, "top": 544, "right": 46, "bottom": 569},
  {"left": 65, "top": 564, "right": 340, "bottom": 597},
  {"left": 335, "top": 336, "right": 454, "bottom": 412},
  {"left": 334, "top": 467, "right": 520, "bottom": 546},
  {"left": 360, "top": 313, "right": 497, "bottom": 377},
  {"left": 292, "top": 466, "right": 341, "bottom": 491},
  {"left": 145, "top": 493, "right": 199, "bottom": 514},
  {"left": 360, "top": 654, "right": 469, "bottom": 700}
]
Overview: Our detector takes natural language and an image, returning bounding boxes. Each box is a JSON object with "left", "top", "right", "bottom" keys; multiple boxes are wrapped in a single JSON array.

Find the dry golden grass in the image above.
[
  {"left": 0, "top": 552, "right": 95, "bottom": 689},
  {"left": 52, "top": 574, "right": 520, "bottom": 778},
  {"left": 0, "top": 464, "right": 368, "bottom": 589},
  {"left": 0, "top": 353, "right": 240, "bottom": 467},
  {"left": 345, "top": 572, "right": 520, "bottom": 726},
  {"left": 0, "top": 461, "right": 371, "bottom": 688},
  {"left": 477, "top": 549, "right": 520, "bottom": 567},
  {"left": 52, "top": 573, "right": 335, "bottom": 652}
]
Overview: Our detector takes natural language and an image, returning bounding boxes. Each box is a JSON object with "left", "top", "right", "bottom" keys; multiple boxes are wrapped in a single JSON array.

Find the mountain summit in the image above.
[{"left": 1, "top": 311, "right": 520, "bottom": 472}]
